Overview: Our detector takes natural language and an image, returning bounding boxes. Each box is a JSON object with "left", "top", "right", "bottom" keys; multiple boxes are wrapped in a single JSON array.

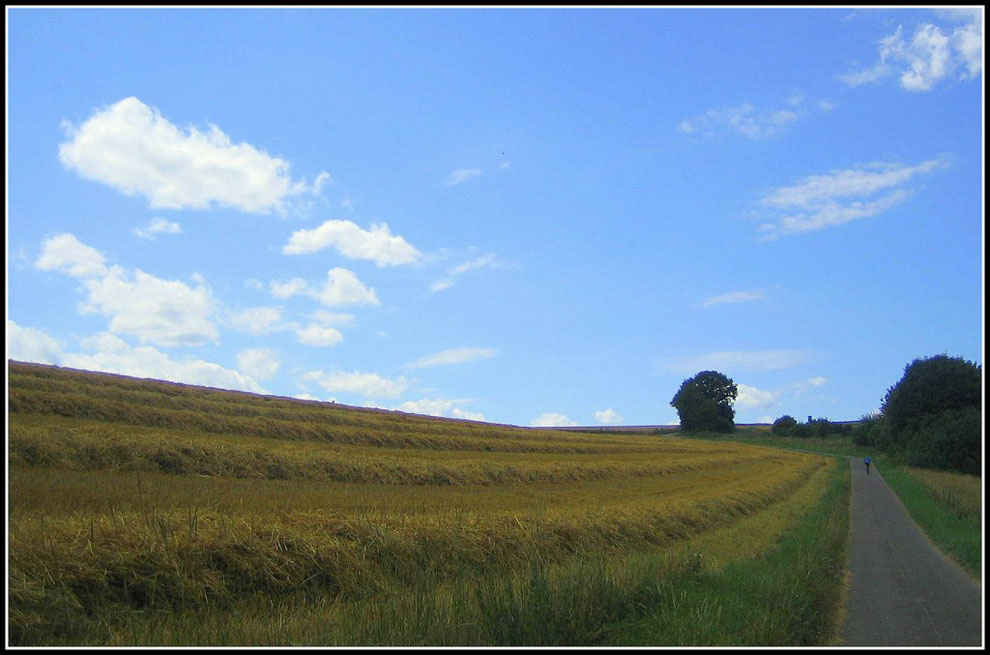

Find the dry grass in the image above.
[
  {"left": 900, "top": 466, "right": 981, "bottom": 519},
  {"left": 7, "top": 361, "right": 833, "bottom": 645}
]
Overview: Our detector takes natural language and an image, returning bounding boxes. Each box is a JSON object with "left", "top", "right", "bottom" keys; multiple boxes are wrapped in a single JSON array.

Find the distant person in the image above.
[{"left": 864, "top": 455, "right": 871, "bottom": 475}]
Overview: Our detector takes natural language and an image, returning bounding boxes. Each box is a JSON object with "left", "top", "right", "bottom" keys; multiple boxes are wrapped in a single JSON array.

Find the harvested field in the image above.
[{"left": 7, "top": 361, "right": 836, "bottom": 645}]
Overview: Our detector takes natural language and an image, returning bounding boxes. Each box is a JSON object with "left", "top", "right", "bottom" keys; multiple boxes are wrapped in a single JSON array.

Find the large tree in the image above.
[
  {"left": 671, "top": 370, "right": 738, "bottom": 433},
  {"left": 879, "top": 354, "right": 981, "bottom": 473}
]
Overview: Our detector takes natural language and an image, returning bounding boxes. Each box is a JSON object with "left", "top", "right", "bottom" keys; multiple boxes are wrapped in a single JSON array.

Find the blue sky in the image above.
[{"left": 6, "top": 7, "right": 984, "bottom": 427}]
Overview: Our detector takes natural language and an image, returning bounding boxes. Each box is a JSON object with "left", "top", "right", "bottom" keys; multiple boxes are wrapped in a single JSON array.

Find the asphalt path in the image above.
[{"left": 841, "top": 457, "right": 982, "bottom": 646}]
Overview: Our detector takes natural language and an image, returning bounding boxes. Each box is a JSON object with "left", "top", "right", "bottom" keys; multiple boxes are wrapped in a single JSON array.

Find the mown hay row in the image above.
[
  {"left": 8, "top": 420, "right": 789, "bottom": 486},
  {"left": 8, "top": 454, "right": 824, "bottom": 644}
]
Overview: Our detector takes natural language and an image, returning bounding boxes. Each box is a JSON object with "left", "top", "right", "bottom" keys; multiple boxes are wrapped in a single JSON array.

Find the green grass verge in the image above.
[
  {"left": 681, "top": 429, "right": 980, "bottom": 581},
  {"left": 605, "top": 458, "right": 850, "bottom": 646},
  {"left": 874, "top": 456, "right": 981, "bottom": 578}
]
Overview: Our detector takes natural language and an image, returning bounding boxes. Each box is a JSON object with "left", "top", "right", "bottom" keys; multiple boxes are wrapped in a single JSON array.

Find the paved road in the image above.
[{"left": 841, "top": 457, "right": 983, "bottom": 646}]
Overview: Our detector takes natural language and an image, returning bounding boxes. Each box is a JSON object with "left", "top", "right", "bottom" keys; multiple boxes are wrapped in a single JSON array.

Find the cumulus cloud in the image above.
[
  {"left": 227, "top": 306, "right": 286, "bottom": 336},
  {"left": 668, "top": 350, "right": 813, "bottom": 374},
  {"left": 7, "top": 320, "right": 64, "bottom": 365},
  {"left": 301, "top": 370, "right": 410, "bottom": 399},
  {"left": 397, "top": 398, "right": 485, "bottom": 421},
  {"left": 80, "top": 266, "right": 218, "bottom": 346},
  {"left": 237, "top": 348, "right": 280, "bottom": 381},
  {"left": 282, "top": 219, "right": 421, "bottom": 266},
  {"left": 594, "top": 408, "right": 623, "bottom": 425},
  {"left": 36, "top": 233, "right": 219, "bottom": 347},
  {"left": 702, "top": 289, "right": 767, "bottom": 308},
  {"left": 58, "top": 96, "right": 326, "bottom": 213},
  {"left": 65, "top": 332, "right": 264, "bottom": 393},
  {"left": 133, "top": 218, "right": 182, "bottom": 240},
  {"left": 807, "top": 376, "right": 829, "bottom": 387},
  {"left": 406, "top": 347, "right": 496, "bottom": 369},
  {"left": 36, "top": 233, "right": 107, "bottom": 278},
  {"left": 445, "top": 168, "right": 483, "bottom": 186},
  {"left": 270, "top": 268, "right": 379, "bottom": 307},
  {"left": 296, "top": 324, "right": 344, "bottom": 347},
  {"left": 531, "top": 412, "right": 579, "bottom": 427},
  {"left": 734, "top": 383, "right": 781, "bottom": 410},
  {"left": 756, "top": 158, "right": 948, "bottom": 240},
  {"left": 840, "top": 11, "right": 983, "bottom": 91}
]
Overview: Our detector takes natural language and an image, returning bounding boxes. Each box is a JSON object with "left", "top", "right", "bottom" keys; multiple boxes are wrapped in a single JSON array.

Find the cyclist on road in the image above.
[{"left": 864, "top": 455, "right": 871, "bottom": 475}]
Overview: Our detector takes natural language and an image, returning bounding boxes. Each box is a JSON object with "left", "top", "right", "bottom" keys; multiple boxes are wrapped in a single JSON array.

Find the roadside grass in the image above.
[
  {"left": 873, "top": 456, "right": 981, "bottom": 578},
  {"left": 676, "top": 426, "right": 981, "bottom": 581},
  {"left": 607, "top": 458, "right": 849, "bottom": 646}
]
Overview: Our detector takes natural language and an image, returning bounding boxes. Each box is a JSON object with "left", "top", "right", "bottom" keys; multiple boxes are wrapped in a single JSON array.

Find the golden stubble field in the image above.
[{"left": 7, "top": 361, "right": 836, "bottom": 645}]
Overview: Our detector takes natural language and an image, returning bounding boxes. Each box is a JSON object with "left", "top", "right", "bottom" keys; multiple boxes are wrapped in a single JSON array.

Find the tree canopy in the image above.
[{"left": 671, "top": 370, "right": 738, "bottom": 433}]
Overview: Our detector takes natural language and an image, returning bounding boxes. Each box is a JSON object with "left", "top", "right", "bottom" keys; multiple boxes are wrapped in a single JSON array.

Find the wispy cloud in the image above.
[
  {"left": 58, "top": 97, "right": 327, "bottom": 214},
  {"left": 756, "top": 157, "right": 948, "bottom": 240},
  {"left": 445, "top": 168, "right": 484, "bottom": 186},
  {"left": 679, "top": 94, "right": 835, "bottom": 139},
  {"left": 667, "top": 350, "right": 814, "bottom": 374},
  {"left": 702, "top": 289, "right": 767, "bottom": 308},
  {"left": 429, "top": 253, "right": 502, "bottom": 293},
  {"left": 282, "top": 219, "right": 420, "bottom": 266},
  {"left": 840, "top": 10, "right": 983, "bottom": 92},
  {"left": 406, "top": 347, "right": 496, "bottom": 369}
]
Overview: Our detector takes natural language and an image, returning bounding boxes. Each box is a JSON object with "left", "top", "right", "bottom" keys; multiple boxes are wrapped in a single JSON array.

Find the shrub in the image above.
[{"left": 771, "top": 415, "right": 797, "bottom": 435}]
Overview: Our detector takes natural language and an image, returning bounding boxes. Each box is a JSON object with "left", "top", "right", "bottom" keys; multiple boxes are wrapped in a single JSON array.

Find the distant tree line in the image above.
[
  {"left": 771, "top": 354, "right": 981, "bottom": 475},
  {"left": 671, "top": 354, "right": 981, "bottom": 476}
]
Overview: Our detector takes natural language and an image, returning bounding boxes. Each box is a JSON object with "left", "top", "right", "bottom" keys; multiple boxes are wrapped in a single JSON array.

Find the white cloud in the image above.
[
  {"left": 594, "top": 408, "right": 623, "bottom": 425},
  {"left": 445, "top": 168, "right": 483, "bottom": 186},
  {"left": 807, "top": 376, "right": 829, "bottom": 387},
  {"left": 668, "top": 350, "right": 813, "bottom": 374},
  {"left": 297, "top": 324, "right": 344, "bottom": 347},
  {"left": 270, "top": 268, "right": 379, "bottom": 307},
  {"left": 134, "top": 218, "right": 182, "bottom": 240},
  {"left": 314, "top": 268, "right": 380, "bottom": 307},
  {"left": 36, "top": 233, "right": 107, "bottom": 278},
  {"left": 531, "top": 412, "right": 579, "bottom": 427},
  {"left": 62, "top": 332, "right": 265, "bottom": 394},
  {"left": 397, "top": 398, "right": 485, "bottom": 422},
  {"left": 7, "top": 320, "right": 64, "bottom": 365},
  {"left": 406, "top": 347, "right": 496, "bottom": 369},
  {"left": 678, "top": 97, "right": 832, "bottom": 140},
  {"left": 80, "top": 266, "right": 218, "bottom": 347},
  {"left": 36, "top": 233, "right": 219, "bottom": 347},
  {"left": 302, "top": 370, "right": 410, "bottom": 399},
  {"left": 237, "top": 348, "right": 280, "bottom": 381},
  {"left": 270, "top": 278, "right": 309, "bottom": 299},
  {"left": 756, "top": 158, "right": 948, "bottom": 240},
  {"left": 58, "top": 96, "right": 326, "bottom": 214},
  {"left": 227, "top": 306, "right": 286, "bottom": 336},
  {"left": 735, "top": 383, "right": 781, "bottom": 410},
  {"left": 282, "top": 219, "right": 421, "bottom": 266},
  {"left": 702, "top": 289, "right": 767, "bottom": 308},
  {"left": 841, "top": 11, "right": 983, "bottom": 91},
  {"left": 309, "top": 310, "right": 355, "bottom": 327},
  {"left": 429, "top": 252, "right": 502, "bottom": 294}
]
